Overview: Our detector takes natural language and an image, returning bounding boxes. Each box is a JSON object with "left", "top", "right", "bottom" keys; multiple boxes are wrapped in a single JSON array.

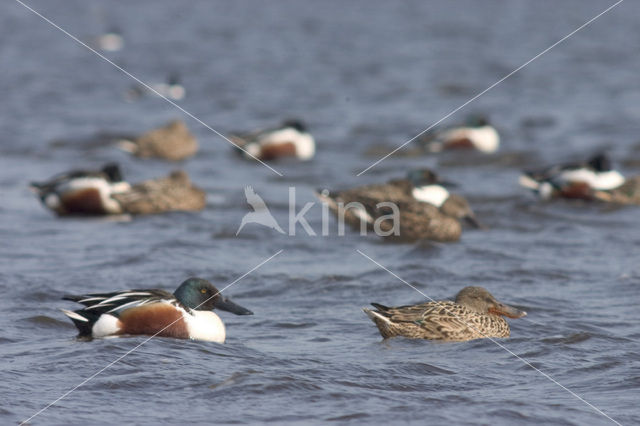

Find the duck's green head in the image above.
[
  {"left": 465, "top": 114, "right": 489, "bottom": 128},
  {"left": 407, "top": 168, "right": 457, "bottom": 188},
  {"left": 174, "top": 277, "right": 253, "bottom": 315},
  {"left": 455, "top": 286, "right": 526, "bottom": 318}
]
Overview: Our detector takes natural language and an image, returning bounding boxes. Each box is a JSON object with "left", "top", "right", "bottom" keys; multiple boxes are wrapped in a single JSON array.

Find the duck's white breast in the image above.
[
  {"left": 560, "top": 168, "right": 625, "bottom": 190},
  {"left": 412, "top": 185, "right": 450, "bottom": 207},
  {"left": 183, "top": 311, "right": 226, "bottom": 343},
  {"left": 469, "top": 126, "right": 499, "bottom": 153}
]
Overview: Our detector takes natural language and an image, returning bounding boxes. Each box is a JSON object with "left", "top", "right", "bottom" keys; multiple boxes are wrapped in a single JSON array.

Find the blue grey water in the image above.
[{"left": 1, "top": 0, "right": 639, "bottom": 424}]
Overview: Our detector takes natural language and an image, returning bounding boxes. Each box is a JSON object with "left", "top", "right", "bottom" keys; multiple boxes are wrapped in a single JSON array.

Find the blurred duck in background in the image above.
[
  {"left": 117, "top": 119, "right": 198, "bottom": 161},
  {"left": 31, "top": 165, "right": 205, "bottom": 216},
  {"left": 316, "top": 169, "right": 483, "bottom": 242},
  {"left": 318, "top": 168, "right": 483, "bottom": 229},
  {"left": 230, "top": 119, "right": 315, "bottom": 161},
  {"left": 519, "top": 153, "right": 625, "bottom": 200},
  {"left": 92, "top": 27, "right": 124, "bottom": 52},
  {"left": 30, "top": 163, "right": 130, "bottom": 215},
  {"left": 417, "top": 114, "right": 499, "bottom": 154},
  {"left": 125, "top": 74, "right": 185, "bottom": 102}
]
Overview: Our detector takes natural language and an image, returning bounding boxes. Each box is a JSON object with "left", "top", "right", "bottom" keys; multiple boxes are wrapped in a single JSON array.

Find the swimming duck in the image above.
[
  {"left": 230, "top": 119, "right": 315, "bottom": 161},
  {"left": 111, "top": 170, "right": 206, "bottom": 214},
  {"left": 30, "top": 163, "right": 131, "bottom": 215},
  {"left": 417, "top": 115, "right": 500, "bottom": 154},
  {"left": 32, "top": 166, "right": 205, "bottom": 216},
  {"left": 62, "top": 277, "right": 253, "bottom": 343},
  {"left": 316, "top": 169, "right": 482, "bottom": 242},
  {"left": 519, "top": 153, "right": 625, "bottom": 200},
  {"left": 93, "top": 27, "right": 124, "bottom": 52},
  {"left": 364, "top": 286, "right": 526, "bottom": 341},
  {"left": 125, "top": 74, "right": 185, "bottom": 101},
  {"left": 118, "top": 119, "right": 198, "bottom": 161}
]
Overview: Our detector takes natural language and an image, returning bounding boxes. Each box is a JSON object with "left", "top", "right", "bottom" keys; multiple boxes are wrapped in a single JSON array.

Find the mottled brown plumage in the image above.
[
  {"left": 112, "top": 171, "right": 205, "bottom": 214},
  {"left": 364, "top": 287, "right": 526, "bottom": 341},
  {"left": 120, "top": 120, "right": 198, "bottom": 161},
  {"left": 593, "top": 175, "right": 640, "bottom": 205},
  {"left": 317, "top": 169, "right": 481, "bottom": 242}
]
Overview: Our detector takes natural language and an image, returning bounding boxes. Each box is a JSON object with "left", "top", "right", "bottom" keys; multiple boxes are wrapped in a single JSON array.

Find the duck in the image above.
[
  {"left": 30, "top": 163, "right": 131, "bottom": 215},
  {"left": 417, "top": 115, "right": 500, "bottom": 154},
  {"left": 93, "top": 27, "right": 124, "bottom": 52},
  {"left": 519, "top": 153, "right": 625, "bottom": 200},
  {"left": 31, "top": 166, "right": 205, "bottom": 216},
  {"left": 117, "top": 119, "right": 198, "bottom": 161},
  {"left": 363, "top": 286, "right": 526, "bottom": 341},
  {"left": 62, "top": 277, "right": 253, "bottom": 343},
  {"left": 111, "top": 170, "right": 206, "bottom": 214},
  {"left": 230, "top": 119, "right": 315, "bottom": 161},
  {"left": 316, "top": 169, "right": 482, "bottom": 242},
  {"left": 125, "top": 74, "right": 185, "bottom": 101}
]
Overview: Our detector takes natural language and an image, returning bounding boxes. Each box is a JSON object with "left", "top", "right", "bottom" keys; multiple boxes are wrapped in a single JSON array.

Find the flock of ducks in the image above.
[{"left": 32, "top": 94, "right": 640, "bottom": 343}]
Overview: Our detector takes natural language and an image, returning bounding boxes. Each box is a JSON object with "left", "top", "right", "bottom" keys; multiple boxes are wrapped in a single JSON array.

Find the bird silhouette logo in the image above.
[{"left": 236, "top": 186, "right": 285, "bottom": 235}]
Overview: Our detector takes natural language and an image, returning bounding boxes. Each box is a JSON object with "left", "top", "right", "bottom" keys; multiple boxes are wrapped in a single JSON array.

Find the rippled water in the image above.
[{"left": 2, "top": 0, "right": 640, "bottom": 424}]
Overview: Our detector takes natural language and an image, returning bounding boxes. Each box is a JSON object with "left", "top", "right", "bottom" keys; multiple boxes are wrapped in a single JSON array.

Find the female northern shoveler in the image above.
[
  {"left": 230, "top": 119, "right": 315, "bottom": 161},
  {"left": 62, "top": 277, "right": 253, "bottom": 343},
  {"left": 364, "top": 286, "right": 526, "bottom": 341},
  {"left": 118, "top": 119, "right": 197, "bottom": 161},
  {"left": 30, "top": 163, "right": 131, "bottom": 215},
  {"left": 31, "top": 166, "right": 205, "bottom": 216},
  {"left": 111, "top": 170, "right": 206, "bottom": 214},
  {"left": 316, "top": 169, "right": 482, "bottom": 242},
  {"left": 417, "top": 115, "right": 500, "bottom": 154},
  {"left": 519, "top": 153, "right": 625, "bottom": 200}
]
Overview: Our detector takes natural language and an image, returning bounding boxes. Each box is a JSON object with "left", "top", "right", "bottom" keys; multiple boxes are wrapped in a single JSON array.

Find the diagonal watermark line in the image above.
[
  {"left": 20, "top": 249, "right": 284, "bottom": 426},
  {"left": 358, "top": 0, "right": 625, "bottom": 176},
  {"left": 356, "top": 249, "right": 621, "bottom": 425},
  {"left": 13, "top": 0, "right": 283, "bottom": 177}
]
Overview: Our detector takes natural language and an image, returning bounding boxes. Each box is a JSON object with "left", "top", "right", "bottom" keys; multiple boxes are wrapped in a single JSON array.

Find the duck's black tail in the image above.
[{"left": 61, "top": 309, "right": 100, "bottom": 337}]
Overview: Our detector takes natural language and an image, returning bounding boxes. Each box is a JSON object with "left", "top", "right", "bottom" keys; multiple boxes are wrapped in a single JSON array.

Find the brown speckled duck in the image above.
[
  {"left": 118, "top": 119, "right": 198, "bottom": 161},
  {"left": 316, "top": 169, "right": 482, "bottom": 242},
  {"left": 112, "top": 170, "right": 206, "bottom": 214},
  {"left": 364, "top": 287, "right": 526, "bottom": 341}
]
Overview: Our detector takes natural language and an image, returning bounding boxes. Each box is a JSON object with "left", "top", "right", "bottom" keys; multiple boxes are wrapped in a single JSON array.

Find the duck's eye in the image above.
[{"left": 201, "top": 288, "right": 207, "bottom": 294}]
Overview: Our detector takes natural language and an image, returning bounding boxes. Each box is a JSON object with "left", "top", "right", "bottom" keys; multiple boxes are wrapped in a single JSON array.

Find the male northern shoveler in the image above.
[
  {"left": 230, "top": 119, "right": 315, "bottom": 161},
  {"left": 417, "top": 115, "right": 500, "bottom": 154},
  {"left": 30, "top": 163, "right": 131, "bottom": 215},
  {"left": 118, "top": 119, "right": 198, "bottom": 161},
  {"left": 316, "top": 169, "right": 482, "bottom": 242},
  {"left": 62, "top": 277, "right": 253, "bottom": 343},
  {"left": 519, "top": 153, "right": 625, "bottom": 200},
  {"left": 111, "top": 170, "right": 206, "bottom": 214},
  {"left": 363, "top": 286, "right": 526, "bottom": 341}
]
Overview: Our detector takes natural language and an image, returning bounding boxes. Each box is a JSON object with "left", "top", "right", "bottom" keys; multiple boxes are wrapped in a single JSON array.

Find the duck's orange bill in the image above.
[{"left": 490, "top": 303, "right": 527, "bottom": 319}]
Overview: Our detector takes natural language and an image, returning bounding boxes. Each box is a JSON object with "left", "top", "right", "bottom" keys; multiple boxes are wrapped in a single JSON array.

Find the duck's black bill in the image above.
[
  {"left": 465, "top": 215, "right": 487, "bottom": 230},
  {"left": 214, "top": 297, "right": 253, "bottom": 315}
]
